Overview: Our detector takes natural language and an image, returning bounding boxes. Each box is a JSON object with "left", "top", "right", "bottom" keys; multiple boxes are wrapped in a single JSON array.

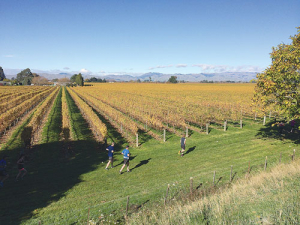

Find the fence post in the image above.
[
  {"left": 126, "top": 196, "right": 130, "bottom": 218},
  {"left": 263, "top": 116, "right": 266, "bottom": 125},
  {"left": 248, "top": 161, "right": 250, "bottom": 174},
  {"left": 264, "top": 156, "right": 267, "bottom": 171},
  {"left": 279, "top": 152, "right": 282, "bottom": 163},
  {"left": 164, "top": 184, "right": 170, "bottom": 206},
  {"left": 230, "top": 165, "right": 233, "bottom": 182},
  {"left": 213, "top": 171, "right": 216, "bottom": 186},
  {"left": 224, "top": 120, "right": 227, "bottom": 132},
  {"left": 186, "top": 127, "right": 188, "bottom": 138},
  {"left": 190, "top": 177, "right": 193, "bottom": 194},
  {"left": 136, "top": 133, "right": 138, "bottom": 147},
  {"left": 292, "top": 149, "right": 296, "bottom": 161},
  {"left": 87, "top": 207, "right": 90, "bottom": 225},
  {"left": 163, "top": 129, "right": 166, "bottom": 142},
  {"left": 240, "top": 119, "right": 242, "bottom": 129},
  {"left": 206, "top": 123, "right": 209, "bottom": 135}
]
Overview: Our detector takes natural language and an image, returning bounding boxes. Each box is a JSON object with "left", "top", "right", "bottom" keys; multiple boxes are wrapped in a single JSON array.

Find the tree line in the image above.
[{"left": 0, "top": 68, "right": 85, "bottom": 86}]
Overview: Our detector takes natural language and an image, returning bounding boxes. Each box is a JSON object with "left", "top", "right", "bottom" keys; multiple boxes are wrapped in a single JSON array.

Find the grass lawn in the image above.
[{"left": 0, "top": 91, "right": 299, "bottom": 224}]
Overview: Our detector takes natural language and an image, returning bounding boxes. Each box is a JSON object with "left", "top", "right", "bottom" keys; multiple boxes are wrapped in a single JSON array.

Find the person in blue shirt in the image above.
[
  {"left": 105, "top": 142, "right": 115, "bottom": 170},
  {"left": 119, "top": 145, "right": 130, "bottom": 174},
  {"left": 0, "top": 155, "right": 9, "bottom": 187}
]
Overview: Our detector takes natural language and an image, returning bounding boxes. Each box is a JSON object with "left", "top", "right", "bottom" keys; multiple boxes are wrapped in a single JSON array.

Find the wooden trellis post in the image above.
[
  {"left": 126, "top": 196, "right": 130, "bottom": 218},
  {"left": 230, "top": 165, "right": 233, "bottom": 182},
  {"left": 264, "top": 156, "right": 267, "bottom": 171},
  {"left": 190, "top": 177, "right": 193, "bottom": 194},
  {"left": 164, "top": 184, "right": 170, "bottom": 206},
  {"left": 213, "top": 171, "right": 216, "bottom": 186}
]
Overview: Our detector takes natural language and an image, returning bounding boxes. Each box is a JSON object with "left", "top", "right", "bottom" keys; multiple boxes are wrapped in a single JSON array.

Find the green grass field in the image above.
[{"left": 0, "top": 90, "right": 299, "bottom": 225}]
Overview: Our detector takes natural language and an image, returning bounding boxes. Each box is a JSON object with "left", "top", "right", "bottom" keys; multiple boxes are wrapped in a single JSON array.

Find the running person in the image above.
[
  {"left": 290, "top": 119, "right": 296, "bottom": 133},
  {"left": 0, "top": 155, "right": 9, "bottom": 187},
  {"left": 119, "top": 145, "right": 130, "bottom": 174},
  {"left": 105, "top": 142, "right": 115, "bottom": 170},
  {"left": 16, "top": 154, "right": 27, "bottom": 181},
  {"left": 180, "top": 135, "right": 186, "bottom": 157}
]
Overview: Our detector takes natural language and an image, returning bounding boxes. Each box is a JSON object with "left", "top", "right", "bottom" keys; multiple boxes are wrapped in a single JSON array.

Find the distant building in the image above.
[{"left": 0, "top": 81, "right": 11, "bottom": 86}]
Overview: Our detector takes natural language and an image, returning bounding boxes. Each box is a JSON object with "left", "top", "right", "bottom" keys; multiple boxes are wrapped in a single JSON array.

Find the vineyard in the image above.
[
  {"left": 0, "top": 83, "right": 298, "bottom": 224},
  {"left": 0, "top": 83, "right": 267, "bottom": 147}
]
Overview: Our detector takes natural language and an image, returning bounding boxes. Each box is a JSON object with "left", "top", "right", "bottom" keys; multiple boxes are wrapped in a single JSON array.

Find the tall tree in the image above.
[
  {"left": 168, "top": 76, "right": 178, "bottom": 83},
  {"left": 17, "top": 68, "right": 34, "bottom": 85},
  {"left": 70, "top": 74, "right": 77, "bottom": 83},
  {"left": 71, "top": 73, "right": 84, "bottom": 86},
  {"left": 253, "top": 27, "right": 300, "bottom": 119},
  {"left": 75, "top": 73, "right": 84, "bottom": 86},
  {"left": 0, "top": 67, "right": 6, "bottom": 81}
]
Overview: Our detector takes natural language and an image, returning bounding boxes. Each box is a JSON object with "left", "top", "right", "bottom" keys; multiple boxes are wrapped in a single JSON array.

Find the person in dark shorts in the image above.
[
  {"left": 0, "top": 155, "right": 9, "bottom": 187},
  {"left": 290, "top": 120, "right": 296, "bottom": 133},
  {"left": 279, "top": 122, "right": 285, "bottom": 134},
  {"left": 119, "top": 145, "right": 130, "bottom": 174},
  {"left": 105, "top": 142, "right": 115, "bottom": 170},
  {"left": 16, "top": 154, "right": 27, "bottom": 181},
  {"left": 179, "top": 134, "right": 186, "bottom": 157}
]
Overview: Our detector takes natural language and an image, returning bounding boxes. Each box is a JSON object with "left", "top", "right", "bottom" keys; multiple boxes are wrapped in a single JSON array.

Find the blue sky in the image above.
[{"left": 1, "top": 0, "right": 299, "bottom": 76}]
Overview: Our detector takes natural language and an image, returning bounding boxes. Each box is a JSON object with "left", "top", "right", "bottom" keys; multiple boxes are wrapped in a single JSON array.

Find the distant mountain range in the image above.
[{"left": 4, "top": 69, "right": 258, "bottom": 82}]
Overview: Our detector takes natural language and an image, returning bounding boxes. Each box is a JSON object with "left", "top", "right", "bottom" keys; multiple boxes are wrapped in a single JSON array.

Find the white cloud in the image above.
[
  {"left": 63, "top": 67, "right": 70, "bottom": 70},
  {"left": 176, "top": 64, "right": 188, "bottom": 68},
  {"left": 79, "top": 68, "right": 90, "bottom": 74},
  {"left": 192, "top": 64, "right": 263, "bottom": 73},
  {"left": 149, "top": 65, "right": 173, "bottom": 70},
  {"left": 4, "top": 55, "right": 14, "bottom": 58}
]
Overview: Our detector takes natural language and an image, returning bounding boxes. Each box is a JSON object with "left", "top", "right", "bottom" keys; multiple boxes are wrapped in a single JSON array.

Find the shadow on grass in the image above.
[
  {"left": 256, "top": 120, "right": 300, "bottom": 145},
  {"left": 185, "top": 146, "right": 196, "bottom": 155},
  {"left": 0, "top": 139, "right": 106, "bottom": 225},
  {"left": 131, "top": 158, "right": 151, "bottom": 171},
  {"left": 0, "top": 88, "right": 120, "bottom": 224}
]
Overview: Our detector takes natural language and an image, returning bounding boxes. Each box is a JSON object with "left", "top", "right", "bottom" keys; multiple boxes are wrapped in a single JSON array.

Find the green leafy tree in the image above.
[
  {"left": 75, "top": 73, "right": 84, "bottom": 86},
  {"left": 253, "top": 27, "right": 300, "bottom": 119},
  {"left": 168, "top": 76, "right": 178, "bottom": 83},
  {"left": 0, "top": 66, "right": 6, "bottom": 81},
  {"left": 17, "top": 68, "right": 34, "bottom": 85},
  {"left": 70, "top": 74, "right": 77, "bottom": 83},
  {"left": 70, "top": 73, "right": 84, "bottom": 86}
]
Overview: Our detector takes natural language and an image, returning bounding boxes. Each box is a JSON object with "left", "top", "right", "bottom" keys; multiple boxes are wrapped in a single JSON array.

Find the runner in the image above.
[
  {"left": 105, "top": 142, "right": 115, "bottom": 170},
  {"left": 16, "top": 154, "right": 27, "bottom": 181},
  {"left": 290, "top": 119, "right": 296, "bottom": 133},
  {"left": 179, "top": 134, "right": 186, "bottom": 157},
  {"left": 119, "top": 145, "right": 130, "bottom": 174},
  {"left": 0, "top": 155, "right": 9, "bottom": 187},
  {"left": 279, "top": 121, "right": 285, "bottom": 134}
]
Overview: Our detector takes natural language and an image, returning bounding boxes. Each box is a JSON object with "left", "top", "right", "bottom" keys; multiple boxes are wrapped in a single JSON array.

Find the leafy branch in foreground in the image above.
[{"left": 253, "top": 27, "right": 300, "bottom": 120}]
